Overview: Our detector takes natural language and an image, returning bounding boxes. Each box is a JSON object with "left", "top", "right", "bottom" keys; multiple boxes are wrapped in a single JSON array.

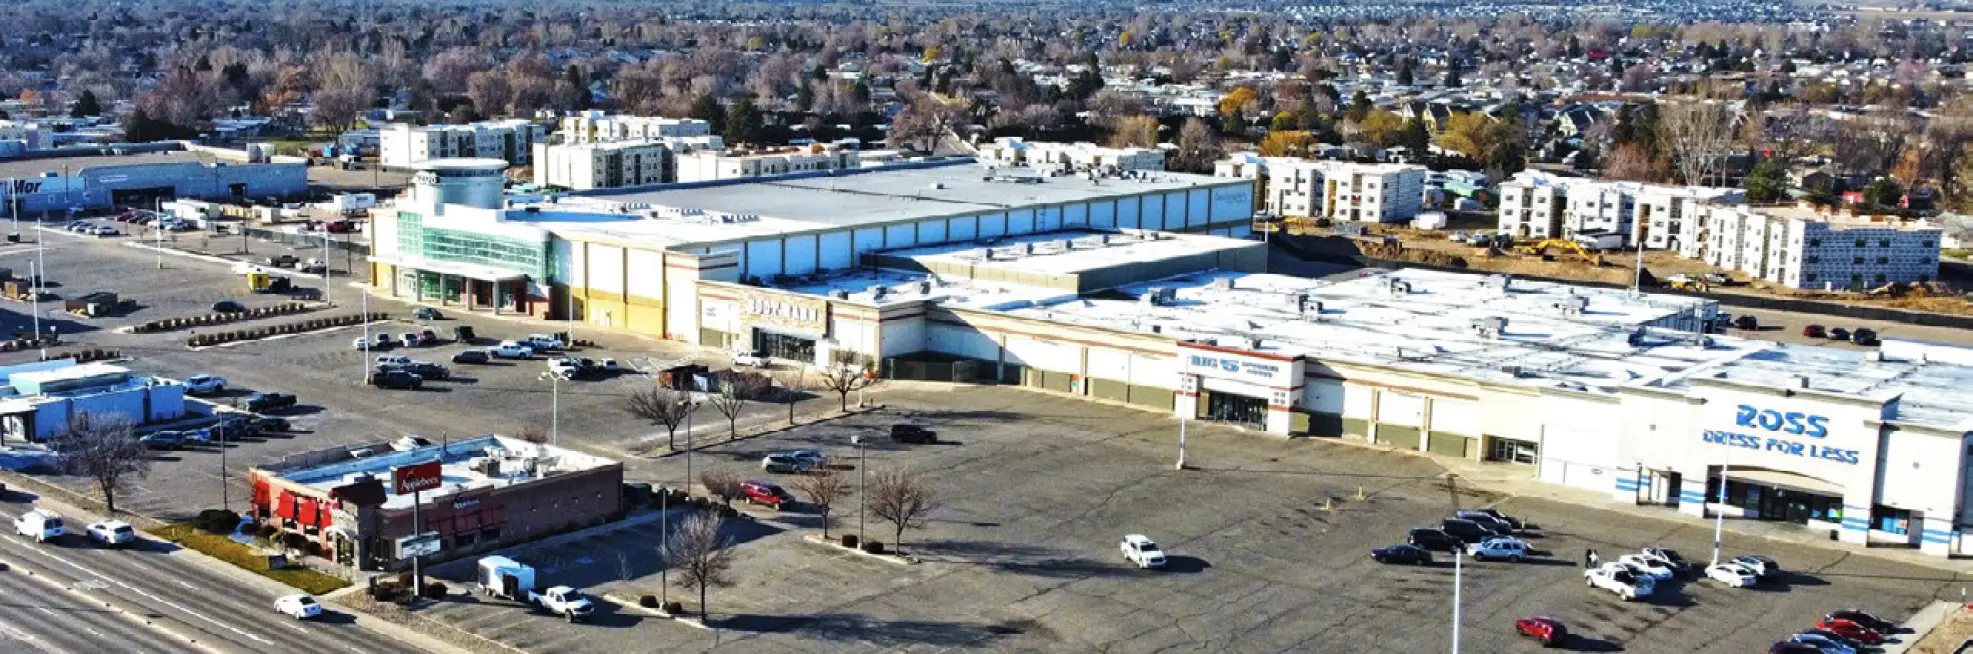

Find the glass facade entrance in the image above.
[
  {"left": 1705, "top": 476, "right": 1844, "bottom": 524},
  {"left": 758, "top": 331, "right": 816, "bottom": 364},
  {"left": 1205, "top": 391, "right": 1268, "bottom": 428}
]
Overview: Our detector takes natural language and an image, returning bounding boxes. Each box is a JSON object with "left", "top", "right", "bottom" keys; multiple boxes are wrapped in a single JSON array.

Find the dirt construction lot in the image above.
[{"left": 4, "top": 228, "right": 1970, "bottom": 653}]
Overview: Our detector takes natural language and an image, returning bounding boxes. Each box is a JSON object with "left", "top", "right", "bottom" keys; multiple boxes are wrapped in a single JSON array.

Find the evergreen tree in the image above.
[
  {"left": 1397, "top": 118, "right": 1431, "bottom": 156},
  {"left": 70, "top": 90, "right": 102, "bottom": 118},
  {"left": 1443, "top": 63, "right": 1462, "bottom": 88},
  {"left": 724, "top": 97, "right": 762, "bottom": 145},
  {"left": 690, "top": 94, "right": 727, "bottom": 132},
  {"left": 1345, "top": 90, "right": 1372, "bottom": 123},
  {"left": 1743, "top": 157, "right": 1789, "bottom": 204},
  {"left": 795, "top": 80, "right": 815, "bottom": 112},
  {"left": 1396, "top": 60, "right": 1414, "bottom": 86}
]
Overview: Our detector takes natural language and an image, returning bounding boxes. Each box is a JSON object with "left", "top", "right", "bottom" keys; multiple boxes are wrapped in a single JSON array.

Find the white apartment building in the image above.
[
  {"left": 673, "top": 147, "right": 902, "bottom": 184},
  {"left": 380, "top": 120, "right": 545, "bottom": 169},
  {"left": 533, "top": 141, "right": 672, "bottom": 191},
  {"left": 558, "top": 112, "right": 712, "bottom": 144},
  {"left": 977, "top": 138, "right": 1167, "bottom": 173},
  {"left": 1258, "top": 161, "right": 1425, "bottom": 223},
  {"left": 1704, "top": 204, "right": 1943, "bottom": 290},
  {"left": 1497, "top": 172, "right": 1741, "bottom": 249}
]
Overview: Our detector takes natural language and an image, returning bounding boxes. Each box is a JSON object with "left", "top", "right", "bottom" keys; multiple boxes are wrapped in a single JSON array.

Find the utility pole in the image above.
[
  {"left": 659, "top": 488, "right": 668, "bottom": 606},
  {"left": 361, "top": 288, "right": 371, "bottom": 385},
  {"left": 550, "top": 373, "right": 560, "bottom": 446},
  {"left": 33, "top": 231, "right": 45, "bottom": 357},
  {"left": 155, "top": 198, "right": 164, "bottom": 269},
  {"left": 1711, "top": 462, "right": 1729, "bottom": 566},
  {"left": 854, "top": 434, "right": 867, "bottom": 543},
  {"left": 219, "top": 426, "right": 229, "bottom": 511},
  {"left": 322, "top": 232, "right": 332, "bottom": 305},
  {"left": 411, "top": 486, "right": 425, "bottom": 599},
  {"left": 1451, "top": 548, "right": 1464, "bottom": 654},
  {"left": 1176, "top": 418, "right": 1188, "bottom": 470}
]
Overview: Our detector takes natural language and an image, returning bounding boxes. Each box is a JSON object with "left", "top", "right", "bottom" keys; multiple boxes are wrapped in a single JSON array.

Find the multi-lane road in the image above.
[{"left": 0, "top": 501, "right": 432, "bottom": 653}]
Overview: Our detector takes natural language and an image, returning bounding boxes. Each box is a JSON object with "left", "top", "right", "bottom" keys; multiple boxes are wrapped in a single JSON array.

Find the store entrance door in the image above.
[{"left": 1205, "top": 392, "right": 1268, "bottom": 429}]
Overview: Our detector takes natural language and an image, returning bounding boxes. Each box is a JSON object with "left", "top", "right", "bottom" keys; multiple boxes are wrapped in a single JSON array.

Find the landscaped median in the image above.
[{"left": 146, "top": 523, "right": 351, "bottom": 595}]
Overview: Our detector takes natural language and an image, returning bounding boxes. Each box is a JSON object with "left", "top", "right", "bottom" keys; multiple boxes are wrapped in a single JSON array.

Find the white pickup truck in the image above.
[
  {"left": 731, "top": 349, "right": 769, "bottom": 368},
  {"left": 528, "top": 586, "right": 595, "bottom": 623},
  {"left": 1584, "top": 563, "right": 1654, "bottom": 601}
]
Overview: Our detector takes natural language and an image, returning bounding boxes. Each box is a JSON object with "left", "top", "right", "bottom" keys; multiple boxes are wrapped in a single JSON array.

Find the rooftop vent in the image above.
[
  {"left": 1248, "top": 338, "right": 1264, "bottom": 350},
  {"left": 1553, "top": 295, "right": 1589, "bottom": 316},
  {"left": 1498, "top": 364, "right": 1523, "bottom": 378},
  {"left": 915, "top": 280, "right": 932, "bottom": 294},
  {"left": 828, "top": 289, "right": 850, "bottom": 300},
  {"left": 867, "top": 285, "right": 888, "bottom": 300},
  {"left": 1141, "top": 287, "right": 1166, "bottom": 306},
  {"left": 1471, "top": 316, "right": 1508, "bottom": 339},
  {"left": 1386, "top": 279, "right": 1414, "bottom": 297},
  {"left": 1210, "top": 277, "right": 1236, "bottom": 291},
  {"left": 1482, "top": 274, "right": 1514, "bottom": 294}
]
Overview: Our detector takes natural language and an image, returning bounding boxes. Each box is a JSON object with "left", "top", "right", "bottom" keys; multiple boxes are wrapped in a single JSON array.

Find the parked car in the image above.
[
  {"left": 1733, "top": 315, "right": 1760, "bottom": 330},
  {"left": 1705, "top": 563, "right": 1759, "bottom": 588},
  {"left": 1798, "top": 629, "right": 1864, "bottom": 650},
  {"left": 412, "top": 307, "right": 443, "bottom": 321},
  {"left": 1120, "top": 534, "right": 1167, "bottom": 568},
  {"left": 1769, "top": 642, "right": 1822, "bottom": 654},
  {"left": 212, "top": 300, "right": 246, "bottom": 314},
  {"left": 254, "top": 417, "right": 291, "bottom": 433},
  {"left": 1826, "top": 610, "right": 1896, "bottom": 633},
  {"left": 402, "top": 361, "right": 450, "bottom": 380},
  {"left": 1467, "top": 537, "right": 1531, "bottom": 562},
  {"left": 1815, "top": 619, "right": 1885, "bottom": 645},
  {"left": 760, "top": 454, "right": 814, "bottom": 474},
  {"left": 1640, "top": 547, "right": 1690, "bottom": 576},
  {"left": 400, "top": 333, "right": 421, "bottom": 347},
  {"left": 1828, "top": 327, "right": 1851, "bottom": 341},
  {"left": 492, "top": 341, "right": 535, "bottom": 359},
  {"left": 1851, "top": 328, "right": 1879, "bottom": 346},
  {"left": 85, "top": 520, "right": 135, "bottom": 547},
  {"left": 419, "top": 327, "right": 439, "bottom": 343},
  {"left": 890, "top": 424, "right": 937, "bottom": 444},
  {"left": 241, "top": 392, "right": 298, "bottom": 413},
  {"left": 182, "top": 374, "right": 228, "bottom": 395},
  {"left": 1439, "top": 518, "right": 1497, "bottom": 543},
  {"left": 1514, "top": 616, "right": 1568, "bottom": 648},
  {"left": 140, "top": 431, "right": 187, "bottom": 449},
  {"left": 274, "top": 594, "right": 322, "bottom": 620},
  {"left": 523, "top": 334, "right": 566, "bottom": 351},
  {"left": 370, "top": 370, "right": 423, "bottom": 390},
  {"left": 738, "top": 480, "right": 792, "bottom": 509},
  {"left": 91, "top": 225, "right": 119, "bottom": 236},
  {"left": 1407, "top": 527, "right": 1461, "bottom": 552},
  {"left": 266, "top": 254, "right": 300, "bottom": 268},
  {"left": 1584, "top": 563, "right": 1654, "bottom": 601},
  {"left": 1787, "top": 633, "right": 1857, "bottom": 654},
  {"left": 1370, "top": 544, "right": 1433, "bottom": 565},
  {"left": 353, "top": 337, "right": 376, "bottom": 351},
  {"left": 375, "top": 355, "right": 412, "bottom": 367},
  {"left": 731, "top": 349, "right": 769, "bottom": 368},
  {"left": 453, "top": 325, "right": 477, "bottom": 343},
  {"left": 452, "top": 350, "right": 491, "bottom": 365},
  {"left": 1466, "top": 508, "right": 1524, "bottom": 530},
  {"left": 1732, "top": 554, "right": 1782, "bottom": 578},
  {"left": 1616, "top": 554, "right": 1677, "bottom": 581},
  {"left": 1802, "top": 324, "right": 1827, "bottom": 338},
  {"left": 1454, "top": 510, "right": 1515, "bottom": 534}
]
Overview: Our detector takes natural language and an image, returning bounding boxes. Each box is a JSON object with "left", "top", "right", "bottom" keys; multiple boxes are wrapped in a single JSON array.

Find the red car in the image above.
[
  {"left": 1514, "top": 616, "right": 1568, "bottom": 648},
  {"left": 1815, "top": 618, "right": 1884, "bottom": 644},
  {"left": 1802, "top": 324, "right": 1827, "bottom": 338},
  {"left": 739, "top": 480, "right": 793, "bottom": 509}
]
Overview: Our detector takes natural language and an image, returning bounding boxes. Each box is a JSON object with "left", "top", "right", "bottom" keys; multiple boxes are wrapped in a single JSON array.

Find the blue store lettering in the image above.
[
  {"left": 1700, "top": 429, "right": 1859, "bottom": 465},
  {"left": 1733, "top": 404, "right": 1830, "bottom": 438}
]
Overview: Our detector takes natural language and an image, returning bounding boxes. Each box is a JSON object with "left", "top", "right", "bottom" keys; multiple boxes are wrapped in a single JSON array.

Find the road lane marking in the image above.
[{"left": 3, "top": 542, "right": 275, "bottom": 645}]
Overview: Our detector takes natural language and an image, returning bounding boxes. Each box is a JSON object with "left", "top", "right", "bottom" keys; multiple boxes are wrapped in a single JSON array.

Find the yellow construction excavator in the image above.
[
  {"left": 1511, "top": 238, "right": 1604, "bottom": 265},
  {"left": 1665, "top": 275, "right": 1709, "bottom": 293}
]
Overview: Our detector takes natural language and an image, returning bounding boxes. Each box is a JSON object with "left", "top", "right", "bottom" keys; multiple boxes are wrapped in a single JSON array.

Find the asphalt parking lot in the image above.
[
  {"left": 6, "top": 229, "right": 1969, "bottom": 653},
  {"left": 407, "top": 385, "right": 1969, "bottom": 653}
]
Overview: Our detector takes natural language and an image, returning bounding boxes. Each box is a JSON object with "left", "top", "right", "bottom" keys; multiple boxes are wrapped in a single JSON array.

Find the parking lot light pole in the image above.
[
  {"left": 219, "top": 427, "right": 230, "bottom": 511},
  {"left": 322, "top": 233, "right": 332, "bottom": 305},
  {"left": 1711, "top": 463, "right": 1730, "bottom": 566},
  {"left": 853, "top": 435, "right": 867, "bottom": 543},
  {"left": 1452, "top": 548, "right": 1463, "bottom": 653},
  {"left": 551, "top": 373, "right": 560, "bottom": 446},
  {"left": 1176, "top": 418, "right": 1188, "bottom": 470},
  {"left": 154, "top": 198, "right": 164, "bottom": 269}
]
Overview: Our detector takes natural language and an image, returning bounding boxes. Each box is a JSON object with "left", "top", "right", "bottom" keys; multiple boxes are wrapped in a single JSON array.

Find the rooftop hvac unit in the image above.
[
  {"left": 1149, "top": 324, "right": 1163, "bottom": 334},
  {"left": 829, "top": 289, "right": 850, "bottom": 300},
  {"left": 1498, "top": 364, "right": 1523, "bottom": 378},
  {"left": 1386, "top": 279, "right": 1413, "bottom": 296},
  {"left": 1211, "top": 277, "right": 1236, "bottom": 291},
  {"left": 915, "top": 280, "right": 932, "bottom": 294},
  {"left": 1471, "top": 316, "right": 1508, "bottom": 339},
  {"left": 468, "top": 457, "right": 500, "bottom": 476},
  {"left": 1554, "top": 295, "right": 1589, "bottom": 316},
  {"left": 1141, "top": 287, "right": 1166, "bottom": 306},
  {"left": 1248, "top": 338, "right": 1264, "bottom": 350},
  {"left": 868, "top": 285, "right": 888, "bottom": 300}
]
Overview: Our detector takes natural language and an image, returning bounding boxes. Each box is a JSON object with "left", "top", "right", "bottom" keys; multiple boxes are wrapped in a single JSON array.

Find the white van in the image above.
[{"left": 14, "top": 509, "right": 66, "bottom": 543}]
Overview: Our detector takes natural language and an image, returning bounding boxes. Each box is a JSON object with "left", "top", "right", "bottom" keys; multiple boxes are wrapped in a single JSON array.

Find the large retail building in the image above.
[{"left": 364, "top": 158, "right": 1973, "bottom": 558}]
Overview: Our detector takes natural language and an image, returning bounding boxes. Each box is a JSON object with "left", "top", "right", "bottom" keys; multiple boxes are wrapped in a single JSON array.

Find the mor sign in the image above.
[{"left": 741, "top": 291, "right": 828, "bottom": 333}]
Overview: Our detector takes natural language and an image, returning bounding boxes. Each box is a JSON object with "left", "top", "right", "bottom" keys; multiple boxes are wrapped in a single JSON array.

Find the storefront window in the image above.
[
  {"left": 1871, "top": 505, "right": 1911, "bottom": 534},
  {"left": 1205, "top": 392, "right": 1267, "bottom": 428},
  {"left": 759, "top": 331, "right": 816, "bottom": 363},
  {"left": 1706, "top": 477, "right": 1843, "bottom": 524},
  {"left": 1486, "top": 438, "right": 1538, "bottom": 465}
]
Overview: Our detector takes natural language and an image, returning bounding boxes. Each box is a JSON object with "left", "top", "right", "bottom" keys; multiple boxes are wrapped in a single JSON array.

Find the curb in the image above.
[
  {"left": 596, "top": 592, "right": 712, "bottom": 630},
  {"left": 1883, "top": 600, "right": 1959, "bottom": 654},
  {"left": 644, "top": 405, "right": 883, "bottom": 459},
  {"left": 800, "top": 534, "right": 918, "bottom": 566}
]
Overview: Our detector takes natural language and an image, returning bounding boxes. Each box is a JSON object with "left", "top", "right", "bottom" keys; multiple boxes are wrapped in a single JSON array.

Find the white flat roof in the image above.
[
  {"left": 275, "top": 435, "right": 616, "bottom": 509},
  {"left": 881, "top": 230, "right": 1256, "bottom": 276}
]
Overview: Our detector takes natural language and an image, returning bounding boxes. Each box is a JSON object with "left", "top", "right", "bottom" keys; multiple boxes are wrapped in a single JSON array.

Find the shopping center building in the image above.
[{"left": 363, "top": 158, "right": 1973, "bottom": 558}]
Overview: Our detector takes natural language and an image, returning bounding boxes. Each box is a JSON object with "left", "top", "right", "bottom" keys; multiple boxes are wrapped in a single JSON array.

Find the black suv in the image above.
[
  {"left": 890, "top": 424, "right": 937, "bottom": 444},
  {"left": 240, "top": 392, "right": 298, "bottom": 413},
  {"left": 381, "top": 361, "right": 451, "bottom": 380},
  {"left": 452, "top": 349, "right": 490, "bottom": 364},
  {"left": 1407, "top": 527, "right": 1460, "bottom": 552},
  {"left": 1440, "top": 518, "right": 1497, "bottom": 543},
  {"left": 369, "top": 370, "right": 424, "bottom": 390}
]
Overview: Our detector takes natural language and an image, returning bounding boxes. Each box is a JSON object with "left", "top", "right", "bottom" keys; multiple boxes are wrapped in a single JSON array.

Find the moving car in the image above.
[
  {"left": 1802, "top": 324, "right": 1827, "bottom": 338},
  {"left": 412, "top": 307, "right": 443, "bottom": 321},
  {"left": 785, "top": 450, "right": 827, "bottom": 467},
  {"left": 1467, "top": 537, "right": 1531, "bottom": 562},
  {"left": 182, "top": 374, "right": 227, "bottom": 395},
  {"left": 391, "top": 436, "right": 434, "bottom": 452},
  {"left": 1370, "top": 544, "right": 1433, "bottom": 565},
  {"left": 1514, "top": 616, "right": 1568, "bottom": 648},
  {"left": 91, "top": 225, "right": 119, "bottom": 236},
  {"left": 1733, "top": 315, "right": 1759, "bottom": 330},
  {"left": 1827, "top": 610, "right": 1896, "bottom": 633},
  {"left": 528, "top": 586, "right": 595, "bottom": 623},
  {"left": 1584, "top": 563, "right": 1654, "bottom": 601},
  {"left": 1814, "top": 619, "right": 1885, "bottom": 645},
  {"left": 85, "top": 520, "right": 135, "bottom": 547},
  {"left": 274, "top": 594, "right": 322, "bottom": 620},
  {"left": 890, "top": 424, "right": 937, "bottom": 444},
  {"left": 452, "top": 350, "right": 491, "bottom": 364},
  {"left": 1704, "top": 562, "right": 1759, "bottom": 588},
  {"left": 760, "top": 454, "right": 814, "bottom": 474},
  {"left": 1121, "top": 534, "right": 1167, "bottom": 568},
  {"left": 1733, "top": 554, "right": 1782, "bottom": 579},
  {"left": 13, "top": 509, "right": 65, "bottom": 543},
  {"left": 212, "top": 300, "right": 246, "bottom": 314},
  {"left": 739, "top": 480, "right": 792, "bottom": 509},
  {"left": 1407, "top": 527, "right": 1460, "bottom": 552}
]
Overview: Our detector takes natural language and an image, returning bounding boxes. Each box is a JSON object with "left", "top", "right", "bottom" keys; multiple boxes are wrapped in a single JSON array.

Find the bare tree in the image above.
[
  {"left": 660, "top": 512, "right": 736, "bottom": 621},
  {"left": 1657, "top": 100, "right": 1737, "bottom": 186},
  {"left": 518, "top": 424, "right": 549, "bottom": 444},
  {"left": 868, "top": 468, "right": 939, "bottom": 550},
  {"left": 792, "top": 471, "right": 849, "bottom": 538},
  {"left": 815, "top": 351, "right": 878, "bottom": 411},
  {"left": 706, "top": 376, "right": 766, "bottom": 441},
  {"left": 773, "top": 369, "right": 807, "bottom": 425},
  {"left": 888, "top": 91, "right": 969, "bottom": 152},
  {"left": 624, "top": 385, "right": 694, "bottom": 450},
  {"left": 48, "top": 414, "right": 147, "bottom": 514},
  {"left": 698, "top": 470, "right": 743, "bottom": 507}
]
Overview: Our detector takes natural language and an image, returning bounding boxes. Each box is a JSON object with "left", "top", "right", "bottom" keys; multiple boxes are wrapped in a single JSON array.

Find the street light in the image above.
[
  {"left": 1176, "top": 417, "right": 1188, "bottom": 470},
  {"left": 1711, "top": 461, "right": 1731, "bottom": 566},
  {"left": 852, "top": 434, "right": 867, "bottom": 543},
  {"left": 1451, "top": 547, "right": 1464, "bottom": 653}
]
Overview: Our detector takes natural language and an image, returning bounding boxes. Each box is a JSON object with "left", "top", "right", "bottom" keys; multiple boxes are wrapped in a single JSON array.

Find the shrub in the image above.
[
  {"left": 861, "top": 541, "right": 886, "bottom": 555},
  {"left": 304, "top": 541, "right": 326, "bottom": 558},
  {"left": 149, "top": 524, "right": 348, "bottom": 595},
  {"left": 841, "top": 534, "right": 859, "bottom": 548},
  {"left": 256, "top": 523, "right": 278, "bottom": 538},
  {"left": 194, "top": 508, "right": 242, "bottom": 534},
  {"left": 281, "top": 532, "right": 311, "bottom": 551},
  {"left": 424, "top": 581, "right": 447, "bottom": 598},
  {"left": 639, "top": 594, "right": 659, "bottom": 608},
  {"left": 662, "top": 601, "right": 684, "bottom": 615}
]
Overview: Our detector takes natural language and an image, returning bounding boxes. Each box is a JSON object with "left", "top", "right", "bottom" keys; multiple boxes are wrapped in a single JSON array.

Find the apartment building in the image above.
[
  {"left": 380, "top": 120, "right": 545, "bottom": 169},
  {"left": 1498, "top": 172, "right": 1573, "bottom": 239},
  {"left": 1497, "top": 172, "right": 1741, "bottom": 249},
  {"left": 533, "top": 141, "right": 672, "bottom": 191},
  {"left": 1249, "top": 160, "right": 1426, "bottom": 223},
  {"left": 557, "top": 112, "right": 712, "bottom": 144},
  {"left": 1703, "top": 204, "right": 1943, "bottom": 290},
  {"left": 673, "top": 147, "right": 900, "bottom": 183},
  {"left": 977, "top": 138, "right": 1167, "bottom": 173}
]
